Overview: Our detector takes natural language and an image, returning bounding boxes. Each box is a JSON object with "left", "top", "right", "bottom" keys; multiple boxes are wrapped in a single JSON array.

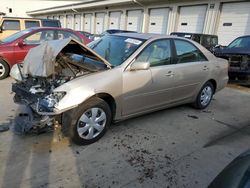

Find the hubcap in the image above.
[
  {"left": 0, "top": 63, "right": 5, "bottom": 77},
  {"left": 200, "top": 86, "right": 212, "bottom": 106},
  {"left": 77, "top": 107, "right": 106, "bottom": 140}
]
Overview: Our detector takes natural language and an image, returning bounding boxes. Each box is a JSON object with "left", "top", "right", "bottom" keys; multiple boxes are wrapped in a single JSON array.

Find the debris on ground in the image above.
[
  {"left": 188, "top": 115, "right": 199, "bottom": 119},
  {"left": 0, "top": 124, "right": 9, "bottom": 132},
  {"left": 112, "top": 133, "right": 177, "bottom": 186}
]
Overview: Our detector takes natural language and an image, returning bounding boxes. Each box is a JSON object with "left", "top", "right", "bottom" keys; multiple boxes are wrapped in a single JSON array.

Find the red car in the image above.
[{"left": 0, "top": 27, "right": 92, "bottom": 79}]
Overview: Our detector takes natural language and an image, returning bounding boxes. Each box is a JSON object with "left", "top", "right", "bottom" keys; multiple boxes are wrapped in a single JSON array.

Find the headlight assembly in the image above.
[{"left": 38, "top": 92, "right": 66, "bottom": 112}]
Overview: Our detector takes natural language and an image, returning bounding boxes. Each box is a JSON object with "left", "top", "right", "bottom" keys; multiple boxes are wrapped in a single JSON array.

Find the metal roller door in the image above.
[
  {"left": 148, "top": 8, "right": 169, "bottom": 34},
  {"left": 177, "top": 5, "right": 207, "bottom": 33},
  {"left": 66, "top": 15, "right": 73, "bottom": 29},
  {"left": 109, "top": 11, "right": 121, "bottom": 29},
  {"left": 84, "top": 14, "right": 92, "bottom": 33},
  {"left": 59, "top": 15, "right": 64, "bottom": 28},
  {"left": 126, "top": 10, "right": 143, "bottom": 32},
  {"left": 74, "top": 14, "right": 81, "bottom": 30},
  {"left": 95, "top": 13, "right": 105, "bottom": 34},
  {"left": 217, "top": 2, "right": 250, "bottom": 46}
]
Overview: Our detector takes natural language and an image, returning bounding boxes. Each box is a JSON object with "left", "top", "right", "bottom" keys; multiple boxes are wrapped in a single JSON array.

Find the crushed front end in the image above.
[
  {"left": 227, "top": 55, "right": 250, "bottom": 82},
  {"left": 10, "top": 38, "right": 109, "bottom": 134}
]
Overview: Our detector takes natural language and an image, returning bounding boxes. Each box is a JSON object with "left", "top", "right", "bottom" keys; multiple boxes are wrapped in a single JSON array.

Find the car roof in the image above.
[
  {"left": 27, "top": 27, "right": 73, "bottom": 31},
  {"left": 113, "top": 32, "right": 169, "bottom": 40},
  {"left": 171, "top": 32, "right": 217, "bottom": 37}
]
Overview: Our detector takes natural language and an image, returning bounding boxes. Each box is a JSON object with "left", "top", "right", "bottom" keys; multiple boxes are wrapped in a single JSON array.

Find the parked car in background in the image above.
[
  {"left": 91, "top": 29, "right": 137, "bottom": 40},
  {"left": 0, "top": 27, "right": 91, "bottom": 79},
  {"left": 170, "top": 32, "right": 218, "bottom": 52},
  {"left": 213, "top": 35, "right": 250, "bottom": 83},
  {"left": 0, "top": 17, "right": 61, "bottom": 40},
  {"left": 208, "top": 149, "right": 250, "bottom": 188},
  {"left": 11, "top": 33, "right": 228, "bottom": 145}
]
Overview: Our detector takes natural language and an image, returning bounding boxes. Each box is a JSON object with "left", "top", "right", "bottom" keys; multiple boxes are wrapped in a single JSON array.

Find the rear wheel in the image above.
[
  {"left": 193, "top": 81, "right": 214, "bottom": 109},
  {"left": 0, "top": 59, "right": 10, "bottom": 80},
  {"left": 68, "top": 97, "right": 112, "bottom": 145}
]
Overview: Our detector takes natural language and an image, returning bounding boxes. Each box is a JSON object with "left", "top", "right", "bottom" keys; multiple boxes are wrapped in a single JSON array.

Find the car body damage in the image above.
[
  {"left": 11, "top": 38, "right": 111, "bottom": 133},
  {"left": 10, "top": 33, "right": 228, "bottom": 145},
  {"left": 213, "top": 36, "right": 250, "bottom": 83}
]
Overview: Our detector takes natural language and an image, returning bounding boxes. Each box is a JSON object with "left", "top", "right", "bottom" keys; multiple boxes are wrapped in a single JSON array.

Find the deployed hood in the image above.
[{"left": 22, "top": 38, "right": 111, "bottom": 77}]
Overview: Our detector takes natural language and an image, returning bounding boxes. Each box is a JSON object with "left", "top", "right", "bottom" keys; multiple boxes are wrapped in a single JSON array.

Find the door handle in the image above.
[
  {"left": 165, "top": 71, "right": 175, "bottom": 77},
  {"left": 203, "top": 66, "right": 209, "bottom": 71}
]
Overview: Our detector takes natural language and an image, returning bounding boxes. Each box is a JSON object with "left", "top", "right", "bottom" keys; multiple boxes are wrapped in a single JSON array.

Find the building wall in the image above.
[
  {"left": 0, "top": 0, "right": 81, "bottom": 17},
  {"left": 28, "top": 0, "right": 250, "bottom": 45}
]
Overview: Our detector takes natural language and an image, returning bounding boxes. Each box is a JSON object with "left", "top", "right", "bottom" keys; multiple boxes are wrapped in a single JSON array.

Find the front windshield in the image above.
[
  {"left": 227, "top": 37, "right": 250, "bottom": 49},
  {"left": 87, "top": 35, "right": 145, "bottom": 66},
  {"left": 1, "top": 28, "right": 33, "bottom": 43}
]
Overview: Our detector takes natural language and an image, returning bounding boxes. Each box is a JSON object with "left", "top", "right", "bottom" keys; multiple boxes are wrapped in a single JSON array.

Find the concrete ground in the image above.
[{"left": 0, "top": 77, "right": 250, "bottom": 188}]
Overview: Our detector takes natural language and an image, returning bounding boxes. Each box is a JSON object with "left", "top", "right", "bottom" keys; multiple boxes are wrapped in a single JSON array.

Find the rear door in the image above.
[
  {"left": 170, "top": 39, "right": 210, "bottom": 102},
  {"left": 122, "top": 39, "right": 176, "bottom": 115}
]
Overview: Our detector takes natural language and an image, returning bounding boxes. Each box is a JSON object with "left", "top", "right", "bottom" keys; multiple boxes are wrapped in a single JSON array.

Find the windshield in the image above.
[
  {"left": 87, "top": 35, "right": 145, "bottom": 66},
  {"left": 1, "top": 28, "right": 33, "bottom": 43},
  {"left": 227, "top": 37, "right": 250, "bottom": 49}
]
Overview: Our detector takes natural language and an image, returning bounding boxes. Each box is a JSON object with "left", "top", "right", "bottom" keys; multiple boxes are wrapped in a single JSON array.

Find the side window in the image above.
[
  {"left": 174, "top": 40, "right": 207, "bottom": 64},
  {"left": 135, "top": 40, "right": 172, "bottom": 67},
  {"left": 57, "top": 31, "right": 81, "bottom": 42},
  {"left": 25, "top": 21, "right": 40, "bottom": 28},
  {"left": 2, "top": 20, "right": 20, "bottom": 30},
  {"left": 24, "top": 30, "right": 55, "bottom": 44}
]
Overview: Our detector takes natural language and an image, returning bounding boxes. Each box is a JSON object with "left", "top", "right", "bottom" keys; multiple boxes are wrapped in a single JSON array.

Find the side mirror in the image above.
[
  {"left": 215, "top": 44, "right": 222, "bottom": 48},
  {"left": 17, "top": 41, "right": 25, "bottom": 47},
  {"left": 130, "top": 62, "right": 150, "bottom": 71}
]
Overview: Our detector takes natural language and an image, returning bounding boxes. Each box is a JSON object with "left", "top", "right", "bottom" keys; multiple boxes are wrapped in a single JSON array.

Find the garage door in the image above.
[
  {"left": 177, "top": 5, "right": 207, "bottom": 33},
  {"left": 109, "top": 11, "right": 121, "bottom": 29},
  {"left": 84, "top": 13, "right": 92, "bottom": 33},
  {"left": 148, "top": 8, "right": 169, "bottom": 34},
  {"left": 95, "top": 13, "right": 105, "bottom": 34},
  {"left": 74, "top": 14, "right": 81, "bottom": 30},
  {"left": 66, "top": 15, "right": 73, "bottom": 29},
  {"left": 126, "top": 10, "right": 143, "bottom": 32},
  {"left": 217, "top": 2, "right": 250, "bottom": 46},
  {"left": 59, "top": 15, "right": 64, "bottom": 28}
]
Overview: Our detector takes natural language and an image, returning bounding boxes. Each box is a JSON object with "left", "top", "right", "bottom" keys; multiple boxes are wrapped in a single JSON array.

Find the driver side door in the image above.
[{"left": 122, "top": 39, "right": 176, "bottom": 116}]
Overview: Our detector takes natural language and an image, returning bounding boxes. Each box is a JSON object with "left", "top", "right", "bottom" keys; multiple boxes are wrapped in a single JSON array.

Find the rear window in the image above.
[
  {"left": 25, "top": 21, "right": 40, "bottom": 28},
  {"left": 2, "top": 20, "right": 20, "bottom": 30},
  {"left": 41, "top": 20, "right": 60, "bottom": 27}
]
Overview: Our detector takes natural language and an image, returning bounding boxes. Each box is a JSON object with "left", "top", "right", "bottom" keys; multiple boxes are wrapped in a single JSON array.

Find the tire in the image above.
[
  {"left": 193, "top": 81, "right": 214, "bottom": 109},
  {"left": 0, "top": 59, "right": 10, "bottom": 80},
  {"left": 67, "top": 97, "right": 112, "bottom": 145}
]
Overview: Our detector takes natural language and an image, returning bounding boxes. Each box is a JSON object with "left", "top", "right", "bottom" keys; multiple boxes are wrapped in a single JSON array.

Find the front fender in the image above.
[{"left": 54, "top": 83, "right": 95, "bottom": 111}]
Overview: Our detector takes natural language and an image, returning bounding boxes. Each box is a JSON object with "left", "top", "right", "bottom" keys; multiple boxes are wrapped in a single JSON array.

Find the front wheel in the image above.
[
  {"left": 193, "top": 82, "right": 214, "bottom": 109},
  {"left": 0, "top": 59, "right": 10, "bottom": 80},
  {"left": 68, "top": 97, "right": 112, "bottom": 145}
]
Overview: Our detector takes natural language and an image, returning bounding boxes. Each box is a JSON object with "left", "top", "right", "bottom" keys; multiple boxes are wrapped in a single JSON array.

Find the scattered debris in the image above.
[
  {"left": 188, "top": 115, "right": 199, "bottom": 119},
  {"left": 0, "top": 124, "right": 9, "bottom": 132}
]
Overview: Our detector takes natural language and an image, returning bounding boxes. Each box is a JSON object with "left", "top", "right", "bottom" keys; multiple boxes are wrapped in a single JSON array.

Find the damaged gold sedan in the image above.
[{"left": 11, "top": 33, "right": 228, "bottom": 145}]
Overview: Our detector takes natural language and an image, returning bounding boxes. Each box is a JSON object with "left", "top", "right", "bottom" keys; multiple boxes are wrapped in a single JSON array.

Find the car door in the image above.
[
  {"left": 122, "top": 39, "right": 176, "bottom": 116},
  {"left": 170, "top": 39, "right": 211, "bottom": 102},
  {"left": 13, "top": 30, "right": 56, "bottom": 64}
]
